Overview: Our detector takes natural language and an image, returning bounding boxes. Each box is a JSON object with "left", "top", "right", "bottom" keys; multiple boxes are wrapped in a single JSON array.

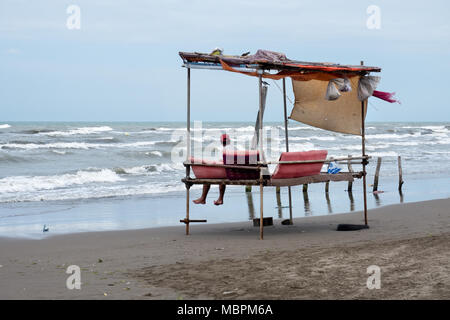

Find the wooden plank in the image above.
[
  {"left": 183, "top": 178, "right": 262, "bottom": 186},
  {"left": 180, "top": 219, "right": 207, "bottom": 223},
  {"left": 262, "top": 155, "right": 369, "bottom": 165},
  {"left": 269, "top": 172, "right": 360, "bottom": 187},
  {"left": 183, "top": 172, "right": 363, "bottom": 187}
]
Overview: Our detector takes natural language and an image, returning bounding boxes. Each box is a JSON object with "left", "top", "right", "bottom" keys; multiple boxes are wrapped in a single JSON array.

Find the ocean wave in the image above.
[
  {"left": 147, "top": 151, "right": 163, "bottom": 157},
  {"left": 0, "top": 169, "right": 123, "bottom": 194},
  {"left": 42, "top": 126, "right": 113, "bottom": 136},
  {"left": 1, "top": 142, "right": 103, "bottom": 150},
  {"left": 114, "top": 163, "right": 184, "bottom": 176},
  {"left": 19, "top": 129, "right": 54, "bottom": 134},
  {"left": 289, "top": 136, "right": 336, "bottom": 141},
  {"left": 0, "top": 153, "right": 26, "bottom": 163},
  {"left": 0, "top": 124, "right": 11, "bottom": 129},
  {"left": 368, "top": 151, "right": 399, "bottom": 157},
  {"left": 366, "top": 133, "right": 421, "bottom": 140},
  {"left": 0, "top": 182, "right": 190, "bottom": 203},
  {"left": 0, "top": 140, "right": 182, "bottom": 150}
]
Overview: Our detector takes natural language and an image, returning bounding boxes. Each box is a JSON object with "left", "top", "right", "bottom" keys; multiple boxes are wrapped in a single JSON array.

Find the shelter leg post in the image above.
[
  {"left": 186, "top": 186, "right": 190, "bottom": 235},
  {"left": 282, "top": 78, "right": 293, "bottom": 225},
  {"left": 360, "top": 61, "right": 368, "bottom": 226},
  {"left": 260, "top": 181, "right": 264, "bottom": 240},
  {"left": 288, "top": 186, "right": 293, "bottom": 225}
]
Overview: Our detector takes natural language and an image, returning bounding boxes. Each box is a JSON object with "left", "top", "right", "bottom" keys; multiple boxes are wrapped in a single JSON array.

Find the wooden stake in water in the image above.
[
  {"left": 398, "top": 156, "right": 404, "bottom": 191},
  {"left": 347, "top": 154, "right": 353, "bottom": 192},
  {"left": 373, "top": 157, "right": 382, "bottom": 192},
  {"left": 303, "top": 184, "right": 308, "bottom": 193}
]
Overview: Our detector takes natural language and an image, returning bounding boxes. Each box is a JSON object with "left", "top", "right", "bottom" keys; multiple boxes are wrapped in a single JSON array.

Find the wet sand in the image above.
[{"left": 0, "top": 198, "right": 449, "bottom": 299}]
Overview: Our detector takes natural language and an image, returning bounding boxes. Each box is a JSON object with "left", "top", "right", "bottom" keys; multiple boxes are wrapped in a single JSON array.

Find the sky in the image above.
[{"left": 1, "top": 0, "right": 449, "bottom": 122}]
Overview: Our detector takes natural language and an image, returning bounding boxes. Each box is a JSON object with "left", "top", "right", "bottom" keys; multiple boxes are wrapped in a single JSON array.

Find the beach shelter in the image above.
[{"left": 179, "top": 49, "right": 390, "bottom": 239}]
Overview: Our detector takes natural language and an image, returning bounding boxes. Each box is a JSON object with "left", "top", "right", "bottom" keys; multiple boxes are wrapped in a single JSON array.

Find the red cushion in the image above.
[
  {"left": 271, "top": 150, "right": 328, "bottom": 179},
  {"left": 190, "top": 157, "right": 226, "bottom": 179}
]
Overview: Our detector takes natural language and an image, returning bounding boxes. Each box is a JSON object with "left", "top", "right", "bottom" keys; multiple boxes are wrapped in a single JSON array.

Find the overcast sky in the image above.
[{"left": 1, "top": 0, "right": 449, "bottom": 122}]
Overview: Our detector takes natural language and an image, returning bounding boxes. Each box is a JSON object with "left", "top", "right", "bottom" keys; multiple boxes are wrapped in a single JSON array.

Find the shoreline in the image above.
[
  {"left": 0, "top": 195, "right": 448, "bottom": 242},
  {"left": 1, "top": 174, "right": 449, "bottom": 240},
  {"left": 0, "top": 198, "right": 449, "bottom": 299}
]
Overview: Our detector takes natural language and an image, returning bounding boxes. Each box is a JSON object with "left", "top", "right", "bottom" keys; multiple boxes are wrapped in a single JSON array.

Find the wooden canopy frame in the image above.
[{"left": 180, "top": 51, "right": 379, "bottom": 239}]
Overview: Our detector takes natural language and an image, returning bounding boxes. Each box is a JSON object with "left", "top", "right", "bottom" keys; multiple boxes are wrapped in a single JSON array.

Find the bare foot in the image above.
[
  {"left": 214, "top": 199, "right": 223, "bottom": 206},
  {"left": 193, "top": 198, "right": 206, "bottom": 204}
]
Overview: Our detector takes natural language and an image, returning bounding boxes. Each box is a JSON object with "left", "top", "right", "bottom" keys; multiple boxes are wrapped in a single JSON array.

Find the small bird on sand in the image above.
[{"left": 43, "top": 225, "right": 49, "bottom": 232}]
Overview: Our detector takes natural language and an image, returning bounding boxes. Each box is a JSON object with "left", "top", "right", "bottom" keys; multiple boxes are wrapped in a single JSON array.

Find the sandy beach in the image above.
[{"left": 0, "top": 198, "right": 449, "bottom": 300}]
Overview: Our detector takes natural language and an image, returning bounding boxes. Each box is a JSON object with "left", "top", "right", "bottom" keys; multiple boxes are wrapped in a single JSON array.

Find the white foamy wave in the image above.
[
  {"left": 368, "top": 151, "right": 399, "bottom": 157},
  {"left": 117, "top": 162, "right": 184, "bottom": 176},
  {"left": 1, "top": 142, "right": 104, "bottom": 150},
  {"left": 366, "top": 133, "right": 423, "bottom": 140},
  {"left": 147, "top": 151, "right": 162, "bottom": 157},
  {"left": 380, "top": 141, "right": 420, "bottom": 146},
  {"left": 0, "top": 140, "right": 179, "bottom": 150},
  {"left": 0, "top": 124, "right": 11, "bottom": 129},
  {"left": 288, "top": 126, "right": 321, "bottom": 131},
  {"left": 51, "top": 150, "right": 67, "bottom": 155},
  {"left": 43, "top": 126, "right": 113, "bottom": 136},
  {"left": 289, "top": 136, "right": 336, "bottom": 141},
  {"left": 0, "top": 169, "right": 123, "bottom": 194},
  {"left": 282, "top": 142, "right": 315, "bottom": 151},
  {"left": 0, "top": 182, "right": 192, "bottom": 203}
]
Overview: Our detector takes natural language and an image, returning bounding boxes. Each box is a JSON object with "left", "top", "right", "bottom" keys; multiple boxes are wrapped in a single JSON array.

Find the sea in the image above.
[{"left": 0, "top": 121, "right": 449, "bottom": 238}]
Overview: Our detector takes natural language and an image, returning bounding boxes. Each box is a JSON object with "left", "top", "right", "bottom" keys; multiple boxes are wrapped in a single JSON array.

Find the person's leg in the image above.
[
  {"left": 214, "top": 184, "right": 226, "bottom": 205},
  {"left": 193, "top": 184, "right": 210, "bottom": 204}
]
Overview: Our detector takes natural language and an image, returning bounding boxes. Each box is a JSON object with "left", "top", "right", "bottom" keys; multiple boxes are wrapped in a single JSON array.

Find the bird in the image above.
[
  {"left": 241, "top": 51, "right": 250, "bottom": 56},
  {"left": 43, "top": 225, "right": 49, "bottom": 232},
  {"left": 262, "top": 81, "right": 270, "bottom": 86}
]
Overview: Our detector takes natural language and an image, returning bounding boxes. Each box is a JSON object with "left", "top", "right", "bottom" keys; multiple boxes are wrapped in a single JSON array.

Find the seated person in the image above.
[{"left": 193, "top": 134, "right": 231, "bottom": 206}]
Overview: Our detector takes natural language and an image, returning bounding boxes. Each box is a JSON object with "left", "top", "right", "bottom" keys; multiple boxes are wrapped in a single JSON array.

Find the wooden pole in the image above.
[
  {"left": 258, "top": 73, "right": 264, "bottom": 240},
  {"left": 373, "top": 157, "right": 382, "bottom": 192},
  {"left": 325, "top": 192, "right": 332, "bottom": 214},
  {"left": 185, "top": 67, "right": 191, "bottom": 235},
  {"left": 246, "top": 192, "right": 255, "bottom": 220},
  {"left": 282, "top": 78, "right": 294, "bottom": 225},
  {"left": 302, "top": 184, "right": 308, "bottom": 193},
  {"left": 325, "top": 181, "right": 330, "bottom": 193},
  {"left": 347, "top": 154, "right": 353, "bottom": 192},
  {"left": 361, "top": 60, "right": 368, "bottom": 226},
  {"left": 398, "top": 156, "right": 404, "bottom": 191}
]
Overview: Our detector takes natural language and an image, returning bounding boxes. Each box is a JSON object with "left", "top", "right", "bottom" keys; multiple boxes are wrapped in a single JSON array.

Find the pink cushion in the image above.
[
  {"left": 271, "top": 150, "right": 328, "bottom": 179},
  {"left": 190, "top": 157, "right": 226, "bottom": 179}
]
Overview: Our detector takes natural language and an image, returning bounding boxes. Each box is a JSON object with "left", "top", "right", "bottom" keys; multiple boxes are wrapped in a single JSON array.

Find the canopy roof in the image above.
[
  {"left": 179, "top": 49, "right": 385, "bottom": 136},
  {"left": 179, "top": 51, "right": 381, "bottom": 76}
]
